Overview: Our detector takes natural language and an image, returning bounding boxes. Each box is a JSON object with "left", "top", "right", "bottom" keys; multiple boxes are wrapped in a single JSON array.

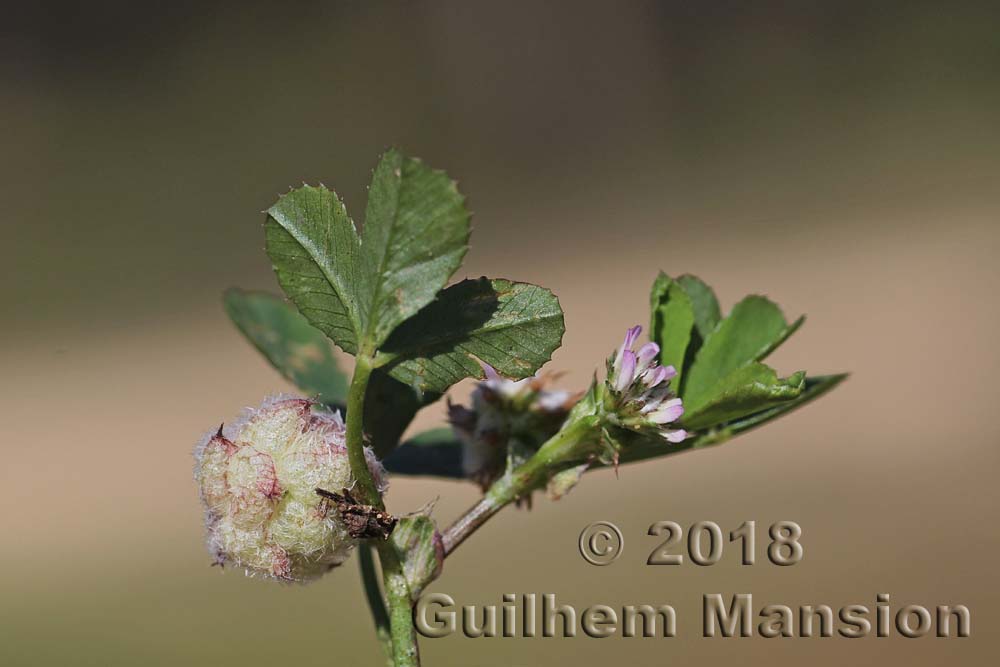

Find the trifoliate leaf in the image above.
[
  {"left": 223, "top": 289, "right": 349, "bottom": 403},
  {"left": 377, "top": 277, "right": 565, "bottom": 393},
  {"left": 265, "top": 149, "right": 470, "bottom": 355}
]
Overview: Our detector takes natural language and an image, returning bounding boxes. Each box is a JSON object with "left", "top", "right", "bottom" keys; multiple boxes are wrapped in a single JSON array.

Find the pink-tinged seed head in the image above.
[
  {"left": 195, "top": 428, "right": 239, "bottom": 515},
  {"left": 194, "top": 395, "right": 386, "bottom": 582}
]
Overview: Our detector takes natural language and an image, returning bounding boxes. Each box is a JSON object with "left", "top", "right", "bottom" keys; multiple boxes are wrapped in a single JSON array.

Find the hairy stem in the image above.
[
  {"left": 442, "top": 414, "right": 600, "bottom": 556},
  {"left": 346, "top": 354, "right": 420, "bottom": 666},
  {"left": 358, "top": 545, "right": 393, "bottom": 666}
]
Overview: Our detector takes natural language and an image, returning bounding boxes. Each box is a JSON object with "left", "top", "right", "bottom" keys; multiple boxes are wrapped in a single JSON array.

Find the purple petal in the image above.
[
  {"left": 639, "top": 384, "right": 673, "bottom": 412},
  {"left": 478, "top": 361, "right": 501, "bottom": 382},
  {"left": 623, "top": 325, "right": 641, "bottom": 350},
  {"left": 661, "top": 365, "right": 677, "bottom": 381},
  {"left": 636, "top": 342, "right": 660, "bottom": 367},
  {"left": 642, "top": 365, "right": 669, "bottom": 388},
  {"left": 614, "top": 350, "right": 637, "bottom": 391},
  {"left": 648, "top": 398, "right": 684, "bottom": 424},
  {"left": 613, "top": 325, "right": 642, "bottom": 377},
  {"left": 662, "top": 429, "right": 688, "bottom": 443}
]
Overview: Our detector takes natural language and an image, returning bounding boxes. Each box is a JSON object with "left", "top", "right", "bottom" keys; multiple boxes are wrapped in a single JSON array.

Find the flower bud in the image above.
[{"left": 194, "top": 396, "right": 386, "bottom": 582}]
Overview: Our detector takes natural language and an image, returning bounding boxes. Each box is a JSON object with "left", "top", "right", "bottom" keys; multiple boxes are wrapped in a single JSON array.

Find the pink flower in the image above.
[{"left": 607, "top": 325, "right": 687, "bottom": 443}]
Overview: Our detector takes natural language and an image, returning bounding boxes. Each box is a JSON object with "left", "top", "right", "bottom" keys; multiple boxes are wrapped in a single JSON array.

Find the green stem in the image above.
[
  {"left": 376, "top": 542, "right": 421, "bottom": 667},
  {"left": 358, "top": 545, "right": 393, "bottom": 666},
  {"left": 345, "top": 354, "right": 420, "bottom": 666},
  {"left": 441, "top": 414, "right": 600, "bottom": 556},
  {"left": 345, "top": 355, "right": 382, "bottom": 508}
]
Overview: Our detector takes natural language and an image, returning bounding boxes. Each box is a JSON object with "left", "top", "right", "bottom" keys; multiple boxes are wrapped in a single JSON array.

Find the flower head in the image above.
[
  {"left": 194, "top": 395, "right": 386, "bottom": 582},
  {"left": 606, "top": 325, "right": 687, "bottom": 443},
  {"left": 450, "top": 363, "right": 576, "bottom": 491}
]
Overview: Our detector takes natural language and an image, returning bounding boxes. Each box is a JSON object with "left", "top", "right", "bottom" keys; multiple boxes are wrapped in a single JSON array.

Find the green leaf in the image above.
[
  {"left": 682, "top": 363, "right": 805, "bottom": 430},
  {"left": 649, "top": 273, "right": 695, "bottom": 389},
  {"left": 761, "top": 313, "right": 805, "bottom": 358},
  {"left": 713, "top": 373, "right": 847, "bottom": 436},
  {"left": 223, "top": 289, "right": 349, "bottom": 403},
  {"left": 377, "top": 277, "right": 565, "bottom": 394},
  {"left": 400, "top": 427, "right": 458, "bottom": 447},
  {"left": 675, "top": 274, "right": 721, "bottom": 375},
  {"left": 265, "top": 149, "right": 470, "bottom": 356},
  {"left": 265, "top": 184, "right": 363, "bottom": 354},
  {"left": 360, "top": 149, "right": 470, "bottom": 347},
  {"left": 364, "top": 371, "right": 441, "bottom": 459},
  {"left": 676, "top": 274, "right": 721, "bottom": 340},
  {"left": 383, "top": 429, "right": 465, "bottom": 479},
  {"left": 682, "top": 295, "right": 803, "bottom": 406}
]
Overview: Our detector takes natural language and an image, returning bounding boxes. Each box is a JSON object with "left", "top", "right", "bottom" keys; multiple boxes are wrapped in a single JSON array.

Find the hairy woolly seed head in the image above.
[{"left": 194, "top": 395, "right": 386, "bottom": 582}]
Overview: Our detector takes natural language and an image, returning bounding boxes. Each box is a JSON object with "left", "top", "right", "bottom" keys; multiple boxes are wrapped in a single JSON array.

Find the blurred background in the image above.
[{"left": 2, "top": 1, "right": 998, "bottom": 665}]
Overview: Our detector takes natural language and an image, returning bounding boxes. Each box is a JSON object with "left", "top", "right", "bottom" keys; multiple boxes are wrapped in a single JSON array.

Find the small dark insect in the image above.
[{"left": 316, "top": 487, "right": 398, "bottom": 540}]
